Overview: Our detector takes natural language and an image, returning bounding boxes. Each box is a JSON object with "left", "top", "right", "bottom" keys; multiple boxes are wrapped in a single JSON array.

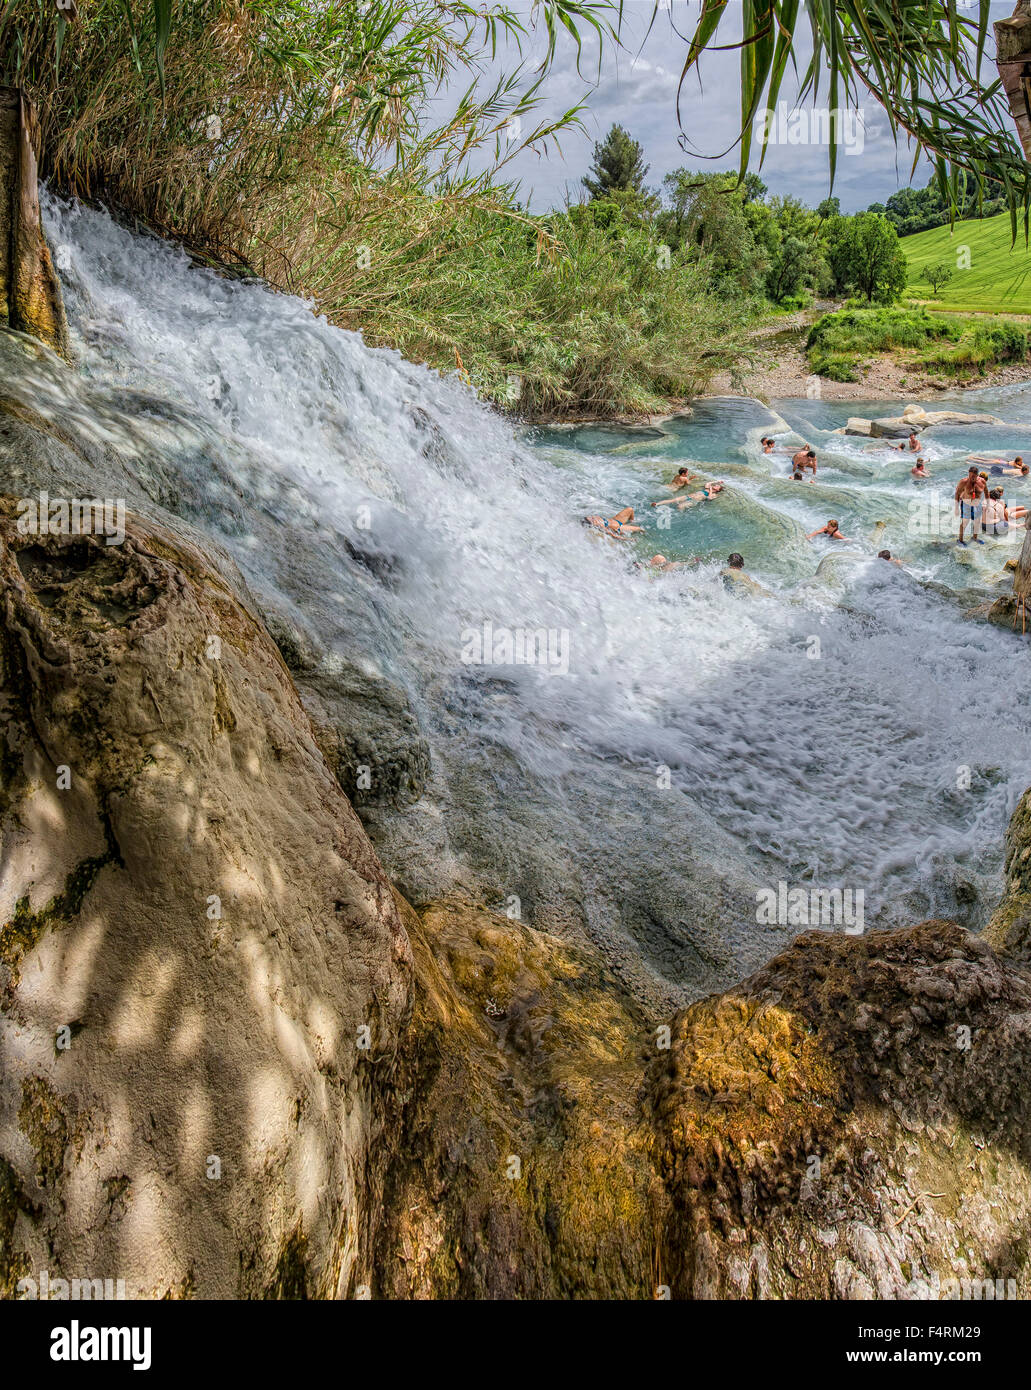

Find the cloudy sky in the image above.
[{"left": 468, "top": 0, "right": 1009, "bottom": 212}]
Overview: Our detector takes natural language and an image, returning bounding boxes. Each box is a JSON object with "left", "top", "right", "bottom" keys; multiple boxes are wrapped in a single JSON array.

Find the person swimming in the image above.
[
  {"left": 877, "top": 549, "right": 903, "bottom": 565},
  {"left": 911, "top": 458, "right": 929, "bottom": 478},
  {"left": 760, "top": 437, "right": 775, "bottom": 454},
  {"left": 808, "top": 518, "right": 850, "bottom": 541}
]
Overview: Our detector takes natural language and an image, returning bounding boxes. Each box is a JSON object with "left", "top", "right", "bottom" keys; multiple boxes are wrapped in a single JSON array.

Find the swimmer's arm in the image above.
[{"left": 806, "top": 528, "right": 825, "bottom": 539}]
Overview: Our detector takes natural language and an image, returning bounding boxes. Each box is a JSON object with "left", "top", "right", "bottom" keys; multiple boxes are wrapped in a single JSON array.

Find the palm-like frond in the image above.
[{"left": 676, "top": 0, "right": 1031, "bottom": 237}]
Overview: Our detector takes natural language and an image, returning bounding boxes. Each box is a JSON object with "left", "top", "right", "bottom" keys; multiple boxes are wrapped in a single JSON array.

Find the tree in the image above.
[
  {"left": 761, "top": 197, "right": 830, "bottom": 303},
  {"left": 827, "top": 213, "right": 907, "bottom": 304},
  {"left": 656, "top": 170, "right": 768, "bottom": 296},
  {"left": 879, "top": 176, "right": 1005, "bottom": 235},
  {"left": 923, "top": 262, "right": 954, "bottom": 298},
  {"left": 816, "top": 197, "right": 840, "bottom": 220},
  {"left": 583, "top": 124, "right": 649, "bottom": 200}
]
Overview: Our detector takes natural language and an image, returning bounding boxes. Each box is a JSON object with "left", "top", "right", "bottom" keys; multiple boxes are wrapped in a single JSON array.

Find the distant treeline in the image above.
[{"left": 864, "top": 178, "right": 1007, "bottom": 236}]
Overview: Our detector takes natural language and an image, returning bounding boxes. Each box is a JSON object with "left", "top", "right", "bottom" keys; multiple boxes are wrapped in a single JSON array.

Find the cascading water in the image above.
[{"left": 15, "top": 192, "right": 1031, "bottom": 1006}]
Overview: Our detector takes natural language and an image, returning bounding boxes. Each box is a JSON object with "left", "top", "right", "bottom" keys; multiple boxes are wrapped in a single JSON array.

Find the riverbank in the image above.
[{"left": 707, "top": 308, "right": 1031, "bottom": 403}]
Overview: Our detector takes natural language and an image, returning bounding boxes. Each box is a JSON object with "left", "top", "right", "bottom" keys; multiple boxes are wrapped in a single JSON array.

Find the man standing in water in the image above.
[
  {"left": 955, "top": 466, "right": 987, "bottom": 546},
  {"left": 792, "top": 446, "right": 817, "bottom": 474}
]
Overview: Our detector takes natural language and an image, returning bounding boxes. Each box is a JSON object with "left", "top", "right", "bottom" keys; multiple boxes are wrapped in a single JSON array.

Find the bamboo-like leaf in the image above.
[{"left": 152, "top": 0, "right": 171, "bottom": 87}]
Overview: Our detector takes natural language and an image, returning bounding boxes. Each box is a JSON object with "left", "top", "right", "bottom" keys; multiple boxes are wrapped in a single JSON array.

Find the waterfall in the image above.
[{"left": 17, "top": 191, "right": 1031, "bottom": 1005}]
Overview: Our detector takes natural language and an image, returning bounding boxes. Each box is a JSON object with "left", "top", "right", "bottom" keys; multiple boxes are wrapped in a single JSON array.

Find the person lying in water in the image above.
[
  {"left": 606, "top": 506, "right": 644, "bottom": 534},
  {"left": 676, "top": 481, "right": 725, "bottom": 509},
  {"left": 911, "top": 458, "right": 929, "bottom": 478},
  {"left": 877, "top": 549, "right": 903, "bottom": 566},
  {"left": 808, "top": 518, "right": 850, "bottom": 541},
  {"left": 652, "top": 480, "right": 725, "bottom": 508},
  {"left": 989, "top": 456, "right": 1030, "bottom": 477},
  {"left": 582, "top": 508, "right": 644, "bottom": 536}
]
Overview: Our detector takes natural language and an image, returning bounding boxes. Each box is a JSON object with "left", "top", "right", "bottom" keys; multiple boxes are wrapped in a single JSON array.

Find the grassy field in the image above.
[{"left": 903, "top": 213, "right": 1031, "bottom": 313}]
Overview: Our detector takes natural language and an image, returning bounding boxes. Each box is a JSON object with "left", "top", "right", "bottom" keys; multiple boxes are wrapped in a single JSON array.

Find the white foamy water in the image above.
[{"left": 15, "top": 193, "right": 1031, "bottom": 1003}]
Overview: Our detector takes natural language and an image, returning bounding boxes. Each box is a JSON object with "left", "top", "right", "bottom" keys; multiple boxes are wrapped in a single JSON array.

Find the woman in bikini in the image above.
[{"left": 606, "top": 506, "right": 644, "bottom": 536}]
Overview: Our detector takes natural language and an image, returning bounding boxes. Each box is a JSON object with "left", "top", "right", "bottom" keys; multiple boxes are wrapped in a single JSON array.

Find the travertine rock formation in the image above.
[{"left": 0, "top": 499, "right": 410, "bottom": 1297}]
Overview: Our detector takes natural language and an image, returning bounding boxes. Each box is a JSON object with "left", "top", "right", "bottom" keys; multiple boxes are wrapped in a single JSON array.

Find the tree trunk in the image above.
[
  {"left": 995, "top": 2, "right": 1031, "bottom": 163},
  {"left": 0, "top": 86, "right": 70, "bottom": 359}
]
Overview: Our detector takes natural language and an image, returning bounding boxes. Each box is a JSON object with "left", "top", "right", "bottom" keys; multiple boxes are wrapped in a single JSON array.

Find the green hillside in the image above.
[{"left": 903, "top": 213, "right": 1031, "bottom": 314}]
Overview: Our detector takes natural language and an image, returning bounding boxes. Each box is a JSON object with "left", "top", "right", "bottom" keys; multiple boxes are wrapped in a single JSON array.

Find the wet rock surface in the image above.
[{"left": 0, "top": 499, "right": 411, "bottom": 1297}]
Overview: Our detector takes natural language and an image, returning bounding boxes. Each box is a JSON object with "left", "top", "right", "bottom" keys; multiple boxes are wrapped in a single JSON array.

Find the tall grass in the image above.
[{"left": 0, "top": 0, "right": 755, "bottom": 416}]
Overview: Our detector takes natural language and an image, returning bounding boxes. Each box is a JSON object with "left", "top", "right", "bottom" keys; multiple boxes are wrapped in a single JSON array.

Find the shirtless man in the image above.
[
  {"left": 760, "top": 437, "right": 775, "bottom": 454},
  {"left": 792, "top": 446, "right": 817, "bottom": 474},
  {"left": 911, "top": 458, "right": 929, "bottom": 478},
  {"left": 955, "top": 466, "right": 987, "bottom": 545},
  {"left": 894, "top": 431, "right": 921, "bottom": 452},
  {"left": 648, "top": 469, "right": 693, "bottom": 505}
]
